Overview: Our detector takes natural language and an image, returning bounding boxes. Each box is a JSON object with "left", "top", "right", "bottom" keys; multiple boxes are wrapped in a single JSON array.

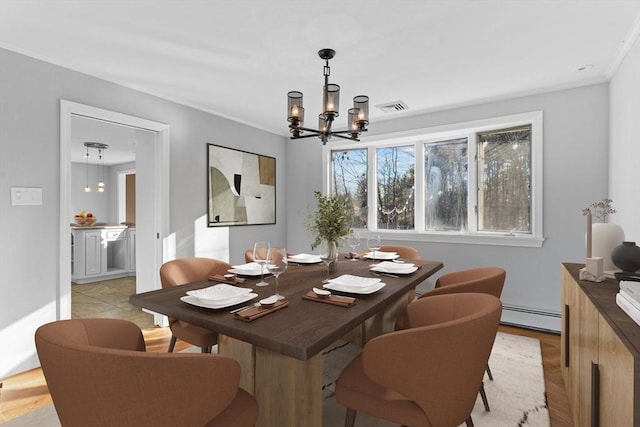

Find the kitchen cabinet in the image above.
[
  {"left": 561, "top": 263, "right": 639, "bottom": 427},
  {"left": 71, "top": 226, "right": 136, "bottom": 284}
]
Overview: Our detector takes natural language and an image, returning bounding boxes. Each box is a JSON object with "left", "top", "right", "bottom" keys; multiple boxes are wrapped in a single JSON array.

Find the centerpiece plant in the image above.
[{"left": 306, "top": 190, "right": 351, "bottom": 251}]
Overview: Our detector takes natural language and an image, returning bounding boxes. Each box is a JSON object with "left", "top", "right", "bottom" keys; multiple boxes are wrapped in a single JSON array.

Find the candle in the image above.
[{"left": 586, "top": 211, "right": 592, "bottom": 259}]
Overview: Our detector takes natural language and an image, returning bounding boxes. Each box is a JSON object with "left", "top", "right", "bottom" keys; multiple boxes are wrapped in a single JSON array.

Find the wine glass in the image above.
[
  {"left": 347, "top": 231, "right": 360, "bottom": 261},
  {"left": 367, "top": 234, "right": 381, "bottom": 266},
  {"left": 253, "top": 241, "right": 271, "bottom": 286},
  {"left": 267, "top": 247, "right": 288, "bottom": 300},
  {"left": 319, "top": 240, "right": 338, "bottom": 283}
]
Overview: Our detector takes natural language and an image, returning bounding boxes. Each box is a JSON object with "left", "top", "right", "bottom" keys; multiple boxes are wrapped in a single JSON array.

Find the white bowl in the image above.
[
  {"left": 313, "top": 287, "right": 331, "bottom": 298},
  {"left": 260, "top": 295, "right": 278, "bottom": 307}
]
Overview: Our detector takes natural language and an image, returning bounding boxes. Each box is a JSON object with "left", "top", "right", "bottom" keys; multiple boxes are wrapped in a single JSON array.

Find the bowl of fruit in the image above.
[{"left": 74, "top": 211, "right": 97, "bottom": 226}]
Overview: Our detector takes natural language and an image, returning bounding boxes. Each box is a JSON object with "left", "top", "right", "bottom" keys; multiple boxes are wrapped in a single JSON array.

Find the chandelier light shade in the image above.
[
  {"left": 287, "top": 48, "right": 369, "bottom": 144},
  {"left": 83, "top": 142, "right": 109, "bottom": 193}
]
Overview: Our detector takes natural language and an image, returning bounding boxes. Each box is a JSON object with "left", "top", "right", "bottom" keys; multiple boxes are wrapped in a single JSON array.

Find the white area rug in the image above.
[
  {"left": 322, "top": 332, "right": 550, "bottom": 427},
  {"left": 5, "top": 333, "right": 549, "bottom": 427}
]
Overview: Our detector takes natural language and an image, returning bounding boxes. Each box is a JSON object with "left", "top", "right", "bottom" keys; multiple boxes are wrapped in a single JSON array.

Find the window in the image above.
[
  {"left": 376, "top": 145, "right": 415, "bottom": 230},
  {"left": 424, "top": 138, "right": 468, "bottom": 231},
  {"left": 331, "top": 149, "right": 367, "bottom": 228},
  {"left": 326, "top": 111, "right": 543, "bottom": 247},
  {"left": 477, "top": 126, "right": 531, "bottom": 233}
]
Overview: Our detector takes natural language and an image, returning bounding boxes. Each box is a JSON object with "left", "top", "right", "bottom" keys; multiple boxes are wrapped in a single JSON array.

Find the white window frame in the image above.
[{"left": 322, "top": 111, "right": 544, "bottom": 248}]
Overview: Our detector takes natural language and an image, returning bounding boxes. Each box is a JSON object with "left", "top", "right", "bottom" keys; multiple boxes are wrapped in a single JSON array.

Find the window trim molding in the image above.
[{"left": 323, "top": 111, "right": 544, "bottom": 248}]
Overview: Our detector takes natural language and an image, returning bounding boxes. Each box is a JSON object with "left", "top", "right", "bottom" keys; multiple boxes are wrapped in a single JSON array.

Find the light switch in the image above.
[{"left": 11, "top": 187, "right": 43, "bottom": 206}]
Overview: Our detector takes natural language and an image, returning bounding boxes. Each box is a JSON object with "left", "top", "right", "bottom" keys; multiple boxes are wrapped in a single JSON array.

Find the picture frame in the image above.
[{"left": 207, "top": 143, "right": 276, "bottom": 227}]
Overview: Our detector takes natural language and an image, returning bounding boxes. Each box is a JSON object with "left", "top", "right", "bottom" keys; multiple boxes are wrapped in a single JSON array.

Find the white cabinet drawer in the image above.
[{"left": 105, "top": 229, "right": 126, "bottom": 241}]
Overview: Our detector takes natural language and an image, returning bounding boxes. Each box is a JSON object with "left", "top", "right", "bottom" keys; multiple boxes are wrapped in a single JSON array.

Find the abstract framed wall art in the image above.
[{"left": 207, "top": 144, "right": 276, "bottom": 227}]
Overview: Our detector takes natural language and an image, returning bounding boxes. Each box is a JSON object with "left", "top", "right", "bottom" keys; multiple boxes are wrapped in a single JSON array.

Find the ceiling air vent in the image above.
[{"left": 376, "top": 101, "right": 408, "bottom": 114}]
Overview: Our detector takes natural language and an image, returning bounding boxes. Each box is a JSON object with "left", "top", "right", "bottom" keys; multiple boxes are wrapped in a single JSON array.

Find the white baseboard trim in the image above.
[{"left": 501, "top": 304, "right": 561, "bottom": 333}]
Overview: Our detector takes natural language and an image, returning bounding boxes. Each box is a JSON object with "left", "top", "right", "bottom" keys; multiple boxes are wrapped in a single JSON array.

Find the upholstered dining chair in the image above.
[
  {"left": 377, "top": 244, "right": 421, "bottom": 261},
  {"left": 416, "top": 266, "right": 506, "bottom": 412},
  {"left": 378, "top": 244, "right": 421, "bottom": 301},
  {"left": 244, "top": 247, "right": 291, "bottom": 262},
  {"left": 335, "top": 293, "right": 502, "bottom": 427},
  {"left": 160, "top": 257, "right": 232, "bottom": 353},
  {"left": 35, "top": 318, "right": 259, "bottom": 427}
]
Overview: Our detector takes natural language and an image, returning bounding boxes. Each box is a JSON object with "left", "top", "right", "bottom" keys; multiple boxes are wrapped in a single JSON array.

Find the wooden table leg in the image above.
[
  {"left": 218, "top": 334, "right": 255, "bottom": 393},
  {"left": 219, "top": 334, "right": 323, "bottom": 427}
]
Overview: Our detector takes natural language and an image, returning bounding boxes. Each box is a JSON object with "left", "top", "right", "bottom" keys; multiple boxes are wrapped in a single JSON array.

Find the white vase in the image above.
[{"left": 591, "top": 223, "right": 625, "bottom": 271}]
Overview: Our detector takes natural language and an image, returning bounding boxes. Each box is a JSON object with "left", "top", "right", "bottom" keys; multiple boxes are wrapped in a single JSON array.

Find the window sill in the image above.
[{"left": 358, "top": 230, "right": 545, "bottom": 248}]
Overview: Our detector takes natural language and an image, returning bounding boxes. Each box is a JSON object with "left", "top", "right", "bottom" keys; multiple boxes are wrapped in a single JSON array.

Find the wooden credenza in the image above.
[{"left": 561, "top": 263, "right": 640, "bottom": 427}]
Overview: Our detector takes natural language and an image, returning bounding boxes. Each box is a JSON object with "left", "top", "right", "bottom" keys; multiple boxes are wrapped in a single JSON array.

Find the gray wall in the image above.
[
  {"left": 610, "top": 35, "right": 640, "bottom": 243},
  {"left": 0, "top": 48, "right": 287, "bottom": 378},
  {"left": 286, "top": 83, "right": 610, "bottom": 331}
]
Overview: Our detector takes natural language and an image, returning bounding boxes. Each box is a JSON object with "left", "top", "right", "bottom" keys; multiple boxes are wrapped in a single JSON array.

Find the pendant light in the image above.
[
  {"left": 287, "top": 48, "right": 369, "bottom": 145},
  {"left": 83, "top": 142, "right": 109, "bottom": 192},
  {"left": 84, "top": 144, "right": 91, "bottom": 193}
]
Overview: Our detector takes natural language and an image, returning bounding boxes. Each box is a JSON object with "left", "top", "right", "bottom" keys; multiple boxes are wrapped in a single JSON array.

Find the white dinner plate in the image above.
[
  {"left": 287, "top": 253, "right": 323, "bottom": 264},
  {"left": 362, "top": 251, "right": 399, "bottom": 260},
  {"left": 181, "top": 293, "right": 258, "bottom": 309},
  {"left": 229, "top": 262, "right": 265, "bottom": 276},
  {"left": 370, "top": 261, "right": 418, "bottom": 275},
  {"left": 323, "top": 281, "right": 386, "bottom": 295},
  {"left": 228, "top": 268, "right": 265, "bottom": 277},
  {"left": 186, "top": 284, "right": 252, "bottom": 304},
  {"left": 327, "top": 274, "right": 381, "bottom": 288}
]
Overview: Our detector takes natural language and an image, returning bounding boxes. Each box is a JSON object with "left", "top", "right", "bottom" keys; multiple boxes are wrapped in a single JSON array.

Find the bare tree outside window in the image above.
[
  {"left": 477, "top": 126, "right": 532, "bottom": 233},
  {"left": 331, "top": 149, "right": 367, "bottom": 228},
  {"left": 376, "top": 146, "right": 415, "bottom": 230},
  {"left": 424, "top": 138, "right": 468, "bottom": 231},
  {"left": 328, "top": 112, "right": 540, "bottom": 242}
]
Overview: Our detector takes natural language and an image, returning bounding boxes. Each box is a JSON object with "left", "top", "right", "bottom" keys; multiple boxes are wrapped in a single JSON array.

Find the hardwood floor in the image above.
[{"left": 0, "top": 324, "right": 573, "bottom": 426}]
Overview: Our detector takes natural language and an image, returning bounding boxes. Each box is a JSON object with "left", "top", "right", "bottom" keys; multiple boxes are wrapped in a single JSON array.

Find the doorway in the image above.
[{"left": 59, "top": 100, "right": 169, "bottom": 326}]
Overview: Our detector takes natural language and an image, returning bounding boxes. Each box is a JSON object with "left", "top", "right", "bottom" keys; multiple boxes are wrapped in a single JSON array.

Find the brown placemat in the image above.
[
  {"left": 302, "top": 291, "right": 356, "bottom": 307},
  {"left": 234, "top": 300, "right": 289, "bottom": 322},
  {"left": 208, "top": 274, "right": 246, "bottom": 285}
]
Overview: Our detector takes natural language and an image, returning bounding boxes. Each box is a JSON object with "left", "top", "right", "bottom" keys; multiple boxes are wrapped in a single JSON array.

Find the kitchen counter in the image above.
[
  {"left": 71, "top": 226, "right": 136, "bottom": 283},
  {"left": 70, "top": 224, "right": 135, "bottom": 230}
]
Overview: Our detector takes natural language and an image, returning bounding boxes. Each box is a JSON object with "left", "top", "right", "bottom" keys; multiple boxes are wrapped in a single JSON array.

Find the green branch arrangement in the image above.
[{"left": 306, "top": 191, "right": 351, "bottom": 250}]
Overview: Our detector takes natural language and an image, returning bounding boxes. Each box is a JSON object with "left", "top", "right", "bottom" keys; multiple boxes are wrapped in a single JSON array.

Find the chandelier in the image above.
[
  {"left": 83, "top": 142, "right": 109, "bottom": 193},
  {"left": 287, "top": 49, "right": 369, "bottom": 145}
]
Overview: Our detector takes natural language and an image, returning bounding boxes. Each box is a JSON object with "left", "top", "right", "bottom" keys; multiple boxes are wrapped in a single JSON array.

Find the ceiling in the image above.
[{"left": 2, "top": 0, "right": 640, "bottom": 163}]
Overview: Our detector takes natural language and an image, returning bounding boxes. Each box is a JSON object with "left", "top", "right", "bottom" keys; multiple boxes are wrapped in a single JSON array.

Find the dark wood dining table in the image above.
[{"left": 129, "top": 256, "right": 443, "bottom": 427}]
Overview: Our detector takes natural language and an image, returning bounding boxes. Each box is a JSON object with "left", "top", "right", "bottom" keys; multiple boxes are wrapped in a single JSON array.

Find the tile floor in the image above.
[{"left": 72, "top": 276, "right": 155, "bottom": 330}]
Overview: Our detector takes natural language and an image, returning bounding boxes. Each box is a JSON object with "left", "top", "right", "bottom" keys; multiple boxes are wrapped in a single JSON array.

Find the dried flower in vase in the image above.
[{"left": 583, "top": 198, "right": 616, "bottom": 223}]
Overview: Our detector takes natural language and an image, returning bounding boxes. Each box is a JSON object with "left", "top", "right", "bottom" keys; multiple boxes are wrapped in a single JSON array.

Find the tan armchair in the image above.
[
  {"left": 416, "top": 266, "right": 506, "bottom": 412},
  {"left": 335, "top": 293, "right": 502, "bottom": 427},
  {"left": 378, "top": 244, "right": 421, "bottom": 261},
  {"left": 160, "top": 257, "right": 232, "bottom": 353},
  {"left": 419, "top": 266, "right": 506, "bottom": 299},
  {"left": 35, "top": 318, "right": 258, "bottom": 427},
  {"left": 378, "top": 244, "right": 421, "bottom": 302},
  {"left": 244, "top": 247, "right": 291, "bottom": 262}
]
